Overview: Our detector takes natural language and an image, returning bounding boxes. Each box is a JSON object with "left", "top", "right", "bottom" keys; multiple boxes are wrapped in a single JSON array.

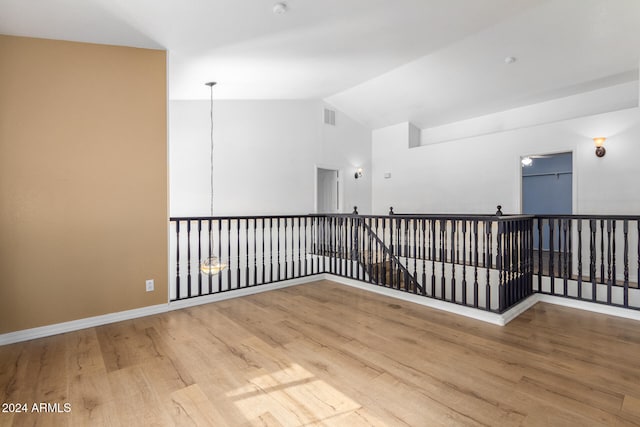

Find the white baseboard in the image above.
[
  {"left": 0, "top": 304, "right": 168, "bottom": 346},
  {"left": 537, "top": 294, "right": 640, "bottom": 322},
  {"left": 167, "top": 275, "right": 319, "bottom": 311},
  {"left": 3, "top": 276, "right": 639, "bottom": 346},
  {"left": 0, "top": 276, "right": 320, "bottom": 346},
  {"left": 325, "top": 274, "right": 510, "bottom": 326}
]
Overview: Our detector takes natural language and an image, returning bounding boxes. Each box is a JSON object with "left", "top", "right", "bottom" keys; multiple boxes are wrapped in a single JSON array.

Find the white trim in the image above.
[
  {"left": 537, "top": 294, "right": 640, "bottom": 322},
  {"left": 0, "top": 304, "right": 168, "bottom": 346},
  {"left": 326, "top": 274, "right": 509, "bottom": 325},
  {"left": 0, "top": 276, "right": 319, "bottom": 346},
  {"left": 500, "top": 295, "right": 539, "bottom": 325},
  {"left": 4, "top": 276, "right": 640, "bottom": 346},
  {"left": 167, "top": 275, "right": 318, "bottom": 311},
  {"left": 518, "top": 148, "right": 575, "bottom": 215}
]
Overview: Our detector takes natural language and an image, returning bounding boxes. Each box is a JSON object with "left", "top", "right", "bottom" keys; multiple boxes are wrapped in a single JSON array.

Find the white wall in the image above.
[
  {"left": 169, "top": 100, "right": 371, "bottom": 217},
  {"left": 372, "top": 107, "right": 640, "bottom": 215},
  {"left": 320, "top": 104, "right": 372, "bottom": 214}
]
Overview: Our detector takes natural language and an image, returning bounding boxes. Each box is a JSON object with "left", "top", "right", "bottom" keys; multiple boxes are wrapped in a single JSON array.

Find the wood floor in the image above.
[{"left": 2, "top": 280, "right": 640, "bottom": 426}]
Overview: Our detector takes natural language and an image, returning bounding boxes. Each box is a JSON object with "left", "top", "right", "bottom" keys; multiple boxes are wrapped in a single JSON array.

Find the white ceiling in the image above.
[{"left": 1, "top": 0, "right": 639, "bottom": 129}]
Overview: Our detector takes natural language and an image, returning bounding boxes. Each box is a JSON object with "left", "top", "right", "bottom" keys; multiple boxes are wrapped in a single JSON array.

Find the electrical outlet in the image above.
[{"left": 145, "top": 279, "right": 154, "bottom": 292}]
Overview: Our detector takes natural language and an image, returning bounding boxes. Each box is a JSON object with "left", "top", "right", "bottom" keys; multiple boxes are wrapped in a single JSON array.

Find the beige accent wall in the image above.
[{"left": 0, "top": 35, "right": 167, "bottom": 334}]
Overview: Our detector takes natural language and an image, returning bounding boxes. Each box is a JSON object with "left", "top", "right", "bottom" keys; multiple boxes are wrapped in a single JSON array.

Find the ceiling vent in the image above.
[{"left": 323, "top": 108, "right": 336, "bottom": 126}]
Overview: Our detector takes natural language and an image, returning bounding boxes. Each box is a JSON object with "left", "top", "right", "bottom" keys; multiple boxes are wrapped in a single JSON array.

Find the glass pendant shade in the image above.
[{"left": 201, "top": 255, "right": 226, "bottom": 275}]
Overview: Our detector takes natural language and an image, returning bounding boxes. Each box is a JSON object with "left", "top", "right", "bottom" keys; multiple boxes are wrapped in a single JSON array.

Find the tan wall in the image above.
[{"left": 0, "top": 36, "right": 167, "bottom": 334}]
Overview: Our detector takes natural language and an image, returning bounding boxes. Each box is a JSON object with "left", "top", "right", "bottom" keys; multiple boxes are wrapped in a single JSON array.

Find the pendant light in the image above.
[{"left": 201, "top": 82, "right": 227, "bottom": 275}]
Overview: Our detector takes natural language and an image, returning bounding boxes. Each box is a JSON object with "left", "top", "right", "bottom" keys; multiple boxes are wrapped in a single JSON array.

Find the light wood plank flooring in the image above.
[{"left": 2, "top": 280, "right": 640, "bottom": 426}]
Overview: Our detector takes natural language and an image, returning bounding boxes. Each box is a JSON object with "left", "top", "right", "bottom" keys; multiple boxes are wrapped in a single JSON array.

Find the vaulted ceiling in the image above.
[{"left": 2, "top": 0, "right": 639, "bottom": 129}]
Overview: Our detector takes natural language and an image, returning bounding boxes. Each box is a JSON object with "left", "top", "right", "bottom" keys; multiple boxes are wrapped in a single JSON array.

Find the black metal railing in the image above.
[
  {"left": 171, "top": 213, "right": 533, "bottom": 313},
  {"left": 169, "top": 215, "right": 322, "bottom": 301},
  {"left": 169, "top": 212, "right": 639, "bottom": 314},
  {"left": 316, "top": 214, "right": 533, "bottom": 313},
  {"left": 532, "top": 215, "right": 640, "bottom": 309}
]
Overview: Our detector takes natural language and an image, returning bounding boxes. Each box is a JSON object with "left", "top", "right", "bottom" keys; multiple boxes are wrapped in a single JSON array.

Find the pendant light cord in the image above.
[{"left": 209, "top": 83, "right": 214, "bottom": 217}]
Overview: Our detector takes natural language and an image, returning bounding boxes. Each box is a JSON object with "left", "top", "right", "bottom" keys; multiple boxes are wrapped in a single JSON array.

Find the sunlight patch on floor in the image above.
[{"left": 227, "top": 363, "right": 364, "bottom": 425}]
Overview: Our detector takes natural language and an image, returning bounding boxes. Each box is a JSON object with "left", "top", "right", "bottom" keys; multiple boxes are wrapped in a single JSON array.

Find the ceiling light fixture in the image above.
[
  {"left": 521, "top": 157, "right": 533, "bottom": 167},
  {"left": 504, "top": 56, "right": 517, "bottom": 64},
  {"left": 201, "top": 82, "right": 227, "bottom": 276},
  {"left": 273, "top": 2, "right": 287, "bottom": 14}
]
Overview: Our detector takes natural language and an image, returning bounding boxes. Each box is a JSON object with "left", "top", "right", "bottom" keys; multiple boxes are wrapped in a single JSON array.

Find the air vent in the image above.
[{"left": 323, "top": 108, "right": 336, "bottom": 126}]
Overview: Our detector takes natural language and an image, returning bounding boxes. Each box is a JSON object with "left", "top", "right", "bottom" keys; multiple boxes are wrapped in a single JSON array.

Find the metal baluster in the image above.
[
  {"left": 451, "top": 220, "right": 456, "bottom": 302},
  {"left": 537, "top": 218, "right": 543, "bottom": 291},
  {"left": 304, "top": 217, "right": 308, "bottom": 276},
  {"left": 623, "top": 220, "right": 629, "bottom": 307},
  {"left": 577, "top": 220, "right": 582, "bottom": 299},
  {"left": 187, "top": 221, "right": 192, "bottom": 297},
  {"left": 236, "top": 219, "right": 241, "bottom": 288},
  {"left": 413, "top": 219, "right": 418, "bottom": 293},
  {"left": 612, "top": 220, "right": 617, "bottom": 290},
  {"left": 261, "top": 219, "right": 266, "bottom": 284},
  {"left": 562, "top": 219, "right": 568, "bottom": 296},
  {"left": 296, "top": 217, "right": 301, "bottom": 278},
  {"left": 397, "top": 218, "right": 402, "bottom": 289},
  {"left": 333, "top": 217, "right": 338, "bottom": 275},
  {"left": 607, "top": 220, "right": 612, "bottom": 289},
  {"left": 175, "top": 221, "right": 180, "bottom": 300},
  {"left": 372, "top": 218, "right": 377, "bottom": 282},
  {"left": 245, "top": 219, "right": 250, "bottom": 286},
  {"left": 549, "top": 219, "right": 555, "bottom": 294},
  {"left": 421, "top": 219, "right": 426, "bottom": 295},
  {"left": 383, "top": 217, "right": 388, "bottom": 286},
  {"left": 283, "top": 217, "right": 288, "bottom": 280},
  {"left": 208, "top": 219, "right": 213, "bottom": 294},
  {"left": 197, "top": 219, "right": 203, "bottom": 296},
  {"left": 473, "top": 220, "right": 479, "bottom": 308},
  {"left": 440, "top": 220, "right": 446, "bottom": 299},
  {"left": 227, "top": 219, "right": 232, "bottom": 289},
  {"left": 277, "top": 217, "right": 282, "bottom": 281},
  {"left": 487, "top": 221, "right": 493, "bottom": 310},
  {"left": 269, "top": 218, "right": 273, "bottom": 282},
  {"left": 253, "top": 218, "right": 257, "bottom": 286},
  {"left": 600, "top": 219, "right": 605, "bottom": 284},
  {"left": 497, "top": 221, "right": 503, "bottom": 311},
  {"left": 350, "top": 216, "right": 355, "bottom": 278},
  {"left": 404, "top": 219, "right": 409, "bottom": 259},
  {"left": 462, "top": 220, "right": 467, "bottom": 305},
  {"left": 590, "top": 219, "right": 597, "bottom": 302},
  {"left": 218, "top": 220, "right": 223, "bottom": 291}
]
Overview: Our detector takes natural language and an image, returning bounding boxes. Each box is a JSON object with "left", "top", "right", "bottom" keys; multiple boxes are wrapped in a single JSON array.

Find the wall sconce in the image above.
[
  {"left": 354, "top": 167, "right": 363, "bottom": 179},
  {"left": 593, "top": 137, "right": 606, "bottom": 157}
]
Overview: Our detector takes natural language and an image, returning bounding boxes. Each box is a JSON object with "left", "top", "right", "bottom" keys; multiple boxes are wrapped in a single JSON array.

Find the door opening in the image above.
[
  {"left": 316, "top": 167, "right": 340, "bottom": 213},
  {"left": 521, "top": 152, "right": 573, "bottom": 274}
]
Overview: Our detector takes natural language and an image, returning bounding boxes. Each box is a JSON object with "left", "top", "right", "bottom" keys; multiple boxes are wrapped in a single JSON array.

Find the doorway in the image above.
[
  {"left": 522, "top": 152, "right": 572, "bottom": 220},
  {"left": 316, "top": 167, "right": 340, "bottom": 213},
  {"left": 521, "top": 152, "right": 573, "bottom": 275}
]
